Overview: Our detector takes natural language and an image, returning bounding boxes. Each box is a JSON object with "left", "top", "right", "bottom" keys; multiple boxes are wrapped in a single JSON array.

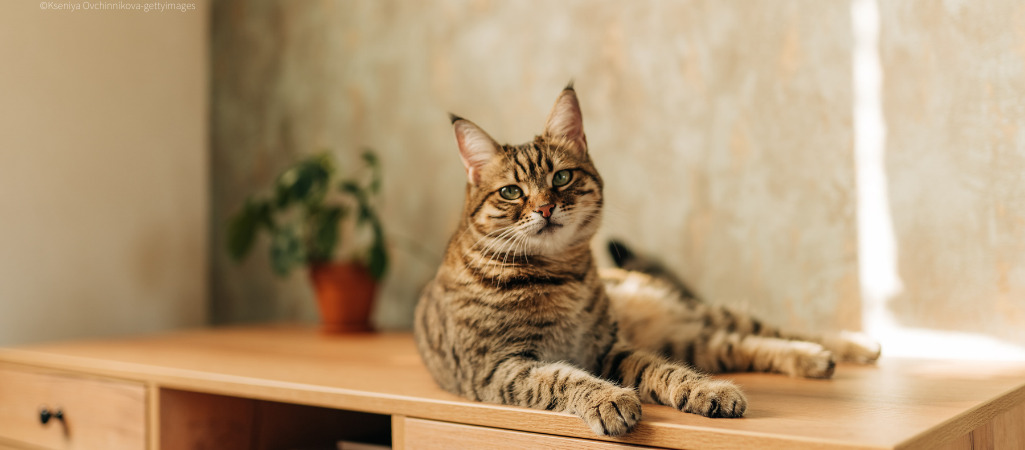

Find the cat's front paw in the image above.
[
  {"left": 680, "top": 379, "right": 747, "bottom": 418},
  {"left": 578, "top": 386, "right": 642, "bottom": 437}
]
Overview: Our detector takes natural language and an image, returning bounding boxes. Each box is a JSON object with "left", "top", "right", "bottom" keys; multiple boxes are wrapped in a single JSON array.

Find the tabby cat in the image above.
[{"left": 414, "top": 85, "right": 881, "bottom": 437}]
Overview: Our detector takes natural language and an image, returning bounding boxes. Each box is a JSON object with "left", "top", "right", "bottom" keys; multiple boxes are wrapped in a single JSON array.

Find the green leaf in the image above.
[
  {"left": 253, "top": 200, "right": 275, "bottom": 229},
  {"left": 367, "top": 237, "right": 388, "bottom": 281},
  {"left": 226, "top": 212, "right": 257, "bottom": 261},
  {"left": 226, "top": 198, "right": 272, "bottom": 261},
  {"left": 303, "top": 154, "right": 334, "bottom": 205},
  {"left": 365, "top": 216, "right": 388, "bottom": 280},
  {"left": 269, "top": 226, "right": 305, "bottom": 276},
  {"left": 274, "top": 166, "right": 299, "bottom": 208},
  {"left": 340, "top": 181, "right": 373, "bottom": 225},
  {"left": 275, "top": 154, "right": 335, "bottom": 208},
  {"left": 307, "top": 206, "right": 345, "bottom": 262},
  {"left": 367, "top": 240, "right": 388, "bottom": 280},
  {"left": 339, "top": 180, "right": 361, "bottom": 196},
  {"left": 360, "top": 150, "right": 377, "bottom": 166},
  {"left": 361, "top": 149, "right": 382, "bottom": 194}
]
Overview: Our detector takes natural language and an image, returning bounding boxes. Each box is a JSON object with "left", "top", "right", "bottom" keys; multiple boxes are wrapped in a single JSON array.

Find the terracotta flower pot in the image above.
[{"left": 309, "top": 262, "right": 377, "bottom": 333}]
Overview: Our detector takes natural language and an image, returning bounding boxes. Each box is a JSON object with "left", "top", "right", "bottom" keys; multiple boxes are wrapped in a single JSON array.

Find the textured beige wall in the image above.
[
  {"left": 881, "top": 1, "right": 1025, "bottom": 343},
  {"left": 211, "top": 0, "right": 860, "bottom": 333},
  {"left": 0, "top": 2, "right": 209, "bottom": 344}
]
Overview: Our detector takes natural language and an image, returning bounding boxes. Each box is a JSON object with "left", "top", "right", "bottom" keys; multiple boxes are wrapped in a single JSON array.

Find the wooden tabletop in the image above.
[{"left": 1, "top": 325, "right": 1023, "bottom": 450}]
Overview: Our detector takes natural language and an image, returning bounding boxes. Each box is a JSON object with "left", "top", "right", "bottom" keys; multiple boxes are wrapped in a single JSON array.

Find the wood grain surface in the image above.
[{"left": 1, "top": 325, "right": 1023, "bottom": 449}]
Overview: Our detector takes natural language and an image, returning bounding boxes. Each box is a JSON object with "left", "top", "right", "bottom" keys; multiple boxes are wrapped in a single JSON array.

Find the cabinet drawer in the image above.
[
  {"left": 0, "top": 366, "right": 146, "bottom": 449},
  {"left": 400, "top": 417, "right": 647, "bottom": 449}
]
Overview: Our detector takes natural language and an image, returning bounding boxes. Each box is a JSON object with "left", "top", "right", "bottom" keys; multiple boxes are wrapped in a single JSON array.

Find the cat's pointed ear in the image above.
[
  {"left": 451, "top": 114, "right": 499, "bottom": 185},
  {"left": 543, "top": 84, "right": 587, "bottom": 153}
]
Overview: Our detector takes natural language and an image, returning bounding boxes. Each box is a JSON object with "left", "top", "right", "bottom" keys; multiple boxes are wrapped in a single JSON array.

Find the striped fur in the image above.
[
  {"left": 414, "top": 86, "right": 878, "bottom": 437},
  {"left": 605, "top": 242, "right": 882, "bottom": 371},
  {"left": 602, "top": 264, "right": 881, "bottom": 379}
]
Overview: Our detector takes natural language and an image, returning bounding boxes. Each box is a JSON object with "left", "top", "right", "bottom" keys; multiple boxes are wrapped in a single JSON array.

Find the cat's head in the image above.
[{"left": 451, "top": 85, "right": 603, "bottom": 258}]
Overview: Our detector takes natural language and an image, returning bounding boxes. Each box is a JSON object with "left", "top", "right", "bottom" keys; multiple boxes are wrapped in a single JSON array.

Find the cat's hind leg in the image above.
[
  {"left": 693, "top": 304, "right": 881, "bottom": 365},
  {"left": 678, "top": 329, "right": 837, "bottom": 378},
  {"left": 687, "top": 305, "right": 881, "bottom": 368},
  {"left": 604, "top": 240, "right": 881, "bottom": 365},
  {"left": 775, "top": 330, "right": 881, "bottom": 364},
  {"left": 605, "top": 269, "right": 837, "bottom": 378}
]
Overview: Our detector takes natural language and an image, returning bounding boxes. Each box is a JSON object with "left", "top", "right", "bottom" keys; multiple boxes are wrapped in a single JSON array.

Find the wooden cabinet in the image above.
[
  {"left": 0, "top": 366, "right": 146, "bottom": 450},
  {"left": 0, "top": 326, "right": 1023, "bottom": 449}
]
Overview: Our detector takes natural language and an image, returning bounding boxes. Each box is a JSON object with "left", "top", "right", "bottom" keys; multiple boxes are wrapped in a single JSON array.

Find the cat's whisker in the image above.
[
  {"left": 493, "top": 225, "right": 525, "bottom": 267},
  {"left": 471, "top": 225, "right": 516, "bottom": 250},
  {"left": 491, "top": 221, "right": 537, "bottom": 268},
  {"left": 478, "top": 236, "right": 521, "bottom": 269},
  {"left": 464, "top": 225, "right": 519, "bottom": 267},
  {"left": 482, "top": 226, "right": 522, "bottom": 262},
  {"left": 517, "top": 234, "right": 531, "bottom": 264},
  {"left": 501, "top": 232, "right": 523, "bottom": 267},
  {"left": 462, "top": 231, "right": 495, "bottom": 262},
  {"left": 510, "top": 231, "right": 524, "bottom": 264},
  {"left": 504, "top": 225, "right": 531, "bottom": 265}
]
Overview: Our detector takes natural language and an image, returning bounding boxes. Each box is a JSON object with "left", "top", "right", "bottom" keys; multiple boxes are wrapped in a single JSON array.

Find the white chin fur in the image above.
[{"left": 518, "top": 216, "right": 579, "bottom": 256}]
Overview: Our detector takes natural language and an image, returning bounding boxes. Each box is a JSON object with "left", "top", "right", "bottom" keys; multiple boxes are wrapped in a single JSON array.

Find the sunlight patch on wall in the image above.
[{"left": 851, "top": 0, "right": 1025, "bottom": 361}]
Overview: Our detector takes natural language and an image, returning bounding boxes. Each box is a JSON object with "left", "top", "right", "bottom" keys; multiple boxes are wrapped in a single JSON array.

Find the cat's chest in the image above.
[
  {"left": 524, "top": 282, "right": 605, "bottom": 362},
  {"left": 517, "top": 281, "right": 593, "bottom": 320}
]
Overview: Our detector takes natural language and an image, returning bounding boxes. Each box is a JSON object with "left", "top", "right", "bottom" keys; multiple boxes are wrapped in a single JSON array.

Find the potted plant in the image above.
[{"left": 226, "top": 151, "right": 388, "bottom": 333}]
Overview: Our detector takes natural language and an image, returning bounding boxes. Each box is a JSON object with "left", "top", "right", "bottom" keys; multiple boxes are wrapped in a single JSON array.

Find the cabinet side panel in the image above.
[{"left": 993, "top": 401, "right": 1025, "bottom": 449}]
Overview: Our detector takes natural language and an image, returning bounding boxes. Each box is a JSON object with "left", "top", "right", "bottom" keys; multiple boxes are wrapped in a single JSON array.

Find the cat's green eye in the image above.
[
  {"left": 552, "top": 169, "right": 573, "bottom": 187},
  {"left": 499, "top": 185, "right": 523, "bottom": 200}
]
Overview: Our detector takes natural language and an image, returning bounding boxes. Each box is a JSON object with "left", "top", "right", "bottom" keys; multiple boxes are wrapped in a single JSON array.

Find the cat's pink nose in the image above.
[{"left": 535, "top": 203, "right": 555, "bottom": 218}]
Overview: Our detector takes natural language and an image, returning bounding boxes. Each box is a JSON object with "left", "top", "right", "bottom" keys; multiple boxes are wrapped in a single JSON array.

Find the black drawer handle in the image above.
[{"left": 39, "top": 407, "right": 63, "bottom": 425}]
